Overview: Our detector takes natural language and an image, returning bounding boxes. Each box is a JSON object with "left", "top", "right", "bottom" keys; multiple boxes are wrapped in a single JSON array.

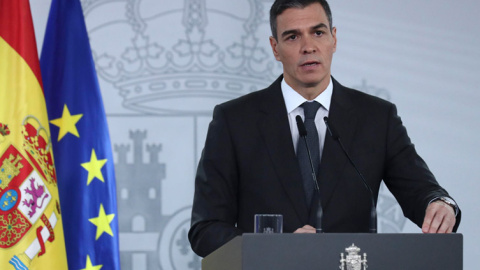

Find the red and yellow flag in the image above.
[{"left": 0, "top": 0, "right": 68, "bottom": 269}]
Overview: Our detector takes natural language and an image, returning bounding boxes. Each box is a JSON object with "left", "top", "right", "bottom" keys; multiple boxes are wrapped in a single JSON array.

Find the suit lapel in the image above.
[
  {"left": 257, "top": 77, "right": 310, "bottom": 224},
  {"left": 318, "top": 78, "right": 359, "bottom": 209}
]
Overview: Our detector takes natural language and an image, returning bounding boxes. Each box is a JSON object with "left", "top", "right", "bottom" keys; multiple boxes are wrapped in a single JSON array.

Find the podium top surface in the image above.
[{"left": 202, "top": 233, "right": 463, "bottom": 270}]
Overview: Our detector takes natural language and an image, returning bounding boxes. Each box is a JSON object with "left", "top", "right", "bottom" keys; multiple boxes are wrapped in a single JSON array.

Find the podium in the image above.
[{"left": 202, "top": 233, "right": 462, "bottom": 270}]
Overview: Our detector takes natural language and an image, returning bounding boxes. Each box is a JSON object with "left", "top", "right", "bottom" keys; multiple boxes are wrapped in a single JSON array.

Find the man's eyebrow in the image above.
[
  {"left": 281, "top": 29, "right": 300, "bottom": 38},
  {"left": 280, "top": 23, "right": 329, "bottom": 38},
  {"left": 312, "top": 23, "right": 328, "bottom": 30}
]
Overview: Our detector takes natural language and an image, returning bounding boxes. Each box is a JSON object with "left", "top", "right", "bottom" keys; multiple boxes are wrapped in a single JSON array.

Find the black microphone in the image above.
[
  {"left": 295, "top": 115, "right": 323, "bottom": 233},
  {"left": 323, "top": 116, "right": 377, "bottom": 233}
]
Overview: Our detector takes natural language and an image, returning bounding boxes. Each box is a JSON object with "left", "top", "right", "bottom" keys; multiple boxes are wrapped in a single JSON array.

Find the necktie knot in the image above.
[{"left": 301, "top": 101, "right": 321, "bottom": 120}]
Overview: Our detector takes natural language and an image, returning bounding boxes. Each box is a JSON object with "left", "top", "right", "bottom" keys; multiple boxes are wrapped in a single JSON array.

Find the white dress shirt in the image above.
[{"left": 281, "top": 78, "right": 333, "bottom": 161}]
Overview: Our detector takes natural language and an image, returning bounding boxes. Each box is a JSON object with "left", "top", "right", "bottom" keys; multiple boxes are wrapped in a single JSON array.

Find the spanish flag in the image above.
[{"left": 0, "top": 0, "right": 68, "bottom": 269}]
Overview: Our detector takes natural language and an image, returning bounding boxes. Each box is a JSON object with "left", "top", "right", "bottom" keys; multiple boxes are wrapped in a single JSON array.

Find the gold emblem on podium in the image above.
[{"left": 340, "top": 244, "right": 368, "bottom": 270}]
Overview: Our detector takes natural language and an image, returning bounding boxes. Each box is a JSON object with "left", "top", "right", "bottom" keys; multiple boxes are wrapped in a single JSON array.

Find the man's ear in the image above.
[
  {"left": 331, "top": 27, "right": 337, "bottom": 53},
  {"left": 269, "top": 36, "right": 281, "bottom": 61}
]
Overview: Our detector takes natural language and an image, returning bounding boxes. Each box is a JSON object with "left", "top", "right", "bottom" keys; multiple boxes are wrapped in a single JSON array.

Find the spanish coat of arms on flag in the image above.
[{"left": 0, "top": 0, "right": 68, "bottom": 269}]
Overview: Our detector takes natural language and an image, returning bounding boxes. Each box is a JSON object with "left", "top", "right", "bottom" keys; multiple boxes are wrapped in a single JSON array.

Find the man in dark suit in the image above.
[{"left": 189, "top": 0, "right": 460, "bottom": 258}]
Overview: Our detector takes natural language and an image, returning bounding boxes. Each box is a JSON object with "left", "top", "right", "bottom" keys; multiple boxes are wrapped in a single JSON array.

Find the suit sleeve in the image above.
[
  {"left": 188, "top": 105, "right": 243, "bottom": 257},
  {"left": 382, "top": 104, "right": 461, "bottom": 231}
]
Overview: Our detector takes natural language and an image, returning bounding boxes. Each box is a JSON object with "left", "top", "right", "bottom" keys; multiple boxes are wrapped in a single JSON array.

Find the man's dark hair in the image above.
[{"left": 270, "top": 0, "right": 333, "bottom": 40}]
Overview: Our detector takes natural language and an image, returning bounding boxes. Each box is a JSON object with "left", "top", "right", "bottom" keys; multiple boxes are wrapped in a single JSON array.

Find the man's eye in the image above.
[
  {"left": 287, "top": 35, "right": 297, "bottom": 40},
  {"left": 315, "top": 31, "right": 324, "bottom": 36}
]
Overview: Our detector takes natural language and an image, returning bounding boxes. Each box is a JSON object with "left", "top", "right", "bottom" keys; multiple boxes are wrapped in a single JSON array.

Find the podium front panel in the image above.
[{"left": 202, "top": 233, "right": 462, "bottom": 270}]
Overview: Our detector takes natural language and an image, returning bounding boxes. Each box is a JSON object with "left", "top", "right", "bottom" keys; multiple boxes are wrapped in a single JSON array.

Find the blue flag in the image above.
[{"left": 40, "top": 0, "right": 121, "bottom": 269}]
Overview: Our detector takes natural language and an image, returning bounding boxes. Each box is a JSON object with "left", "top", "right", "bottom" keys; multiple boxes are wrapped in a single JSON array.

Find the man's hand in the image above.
[
  {"left": 294, "top": 225, "right": 316, "bottom": 233},
  {"left": 422, "top": 200, "right": 456, "bottom": 233}
]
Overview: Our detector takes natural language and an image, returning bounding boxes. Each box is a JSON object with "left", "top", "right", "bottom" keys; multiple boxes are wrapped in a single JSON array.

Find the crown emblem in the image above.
[
  {"left": 87, "top": 0, "right": 281, "bottom": 115},
  {"left": 340, "top": 244, "right": 368, "bottom": 270},
  {"left": 21, "top": 116, "right": 56, "bottom": 186},
  {"left": 345, "top": 244, "right": 361, "bottom": 254}
]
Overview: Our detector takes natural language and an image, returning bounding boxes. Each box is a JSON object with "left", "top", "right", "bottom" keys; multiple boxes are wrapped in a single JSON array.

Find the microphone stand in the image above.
[
  {"left": 296, "top": 115, "right": 323, "bottom": 233},
  {"left": 323, "top": 117, "right": 377, "bottom": 233}
]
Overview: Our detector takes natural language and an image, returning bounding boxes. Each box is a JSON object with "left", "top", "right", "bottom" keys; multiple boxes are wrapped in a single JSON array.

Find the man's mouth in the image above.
[{"left": 301, "top": 61, "right": 319, "bottom": 67}]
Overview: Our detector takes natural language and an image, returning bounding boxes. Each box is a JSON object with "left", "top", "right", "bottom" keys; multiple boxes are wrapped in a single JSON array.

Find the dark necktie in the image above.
[{"left": 296, "top": 101, "right": 321, "bottom": 208}]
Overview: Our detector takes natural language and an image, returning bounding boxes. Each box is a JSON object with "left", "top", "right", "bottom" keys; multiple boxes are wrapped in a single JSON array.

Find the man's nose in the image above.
[{"left": 301, "top": 36, "right": 316, "bottom": 54}]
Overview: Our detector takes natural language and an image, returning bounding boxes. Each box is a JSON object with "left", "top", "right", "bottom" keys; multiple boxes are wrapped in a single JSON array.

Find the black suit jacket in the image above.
[{"left": 189, "top": 76, "right": 461, "bottom": 257}]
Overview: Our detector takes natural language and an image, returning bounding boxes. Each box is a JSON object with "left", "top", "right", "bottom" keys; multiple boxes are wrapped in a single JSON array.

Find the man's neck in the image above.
[
  {"left": 284, "top": 77, "right": 331, "bottom": 101},
  {"left": 281, "top": 77, "right": 333, "bottom": 115}
]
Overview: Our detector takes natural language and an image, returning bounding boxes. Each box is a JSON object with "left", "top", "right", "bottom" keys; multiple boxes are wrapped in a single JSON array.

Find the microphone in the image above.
[
  {"left": 295, "top": 115, "right": 323, "bottom": 233},
  {"left": 323, "top": 117, "right": 377, "bottom": 233}
]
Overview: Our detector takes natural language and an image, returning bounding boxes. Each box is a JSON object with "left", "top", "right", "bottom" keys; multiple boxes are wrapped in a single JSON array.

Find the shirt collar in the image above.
[{"left": 281, "top": 77, "right": 333, "bottom": 114}]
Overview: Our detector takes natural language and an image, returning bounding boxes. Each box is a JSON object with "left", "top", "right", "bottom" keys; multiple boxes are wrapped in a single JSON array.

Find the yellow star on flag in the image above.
[
  {"left": 89, "top": 204, "right": 115, "bottom": 240},
  {"left": 49, "top": 104, "right": 83, "bottom": 141},
  {"left": 81, "top": 255, "right": 103, "bottom": 270},
  {"left": 81, "top": 149, "right": 107, "bottom": 185}
]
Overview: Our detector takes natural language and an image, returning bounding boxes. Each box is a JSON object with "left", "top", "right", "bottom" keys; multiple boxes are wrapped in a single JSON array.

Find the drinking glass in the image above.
[{"left": 254, "top": 214, "right": 283, "bottom": 233}]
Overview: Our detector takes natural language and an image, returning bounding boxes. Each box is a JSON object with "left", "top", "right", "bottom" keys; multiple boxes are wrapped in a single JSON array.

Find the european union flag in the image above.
[{"left": 40, "top": 0, "right": 121, "bottom": 269}]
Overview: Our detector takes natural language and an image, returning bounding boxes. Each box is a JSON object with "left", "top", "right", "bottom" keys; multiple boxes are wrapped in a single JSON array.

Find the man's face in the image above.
[{"left": 270, "top": 3, "right": 337, "bottom": 94}]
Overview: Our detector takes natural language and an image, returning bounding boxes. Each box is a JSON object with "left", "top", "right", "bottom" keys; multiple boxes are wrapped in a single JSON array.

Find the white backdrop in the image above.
[{"left": 31, "top": 0, "right": 480, "bottom": 269}]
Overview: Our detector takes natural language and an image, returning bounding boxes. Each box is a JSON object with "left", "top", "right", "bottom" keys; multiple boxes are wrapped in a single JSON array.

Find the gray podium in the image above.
[{"left": 202, "top": 233, "right": 463, "bottom": 270}]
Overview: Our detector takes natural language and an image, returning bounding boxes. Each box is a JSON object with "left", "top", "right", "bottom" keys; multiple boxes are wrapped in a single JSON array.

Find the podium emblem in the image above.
[{"left": 340, "top": 244, "right": 368, "bottom": 270}]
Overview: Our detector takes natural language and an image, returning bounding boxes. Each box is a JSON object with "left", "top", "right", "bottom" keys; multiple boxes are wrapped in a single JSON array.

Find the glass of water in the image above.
[{"left": 254, "top": 214, "right": 283, "bottom": 233}]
